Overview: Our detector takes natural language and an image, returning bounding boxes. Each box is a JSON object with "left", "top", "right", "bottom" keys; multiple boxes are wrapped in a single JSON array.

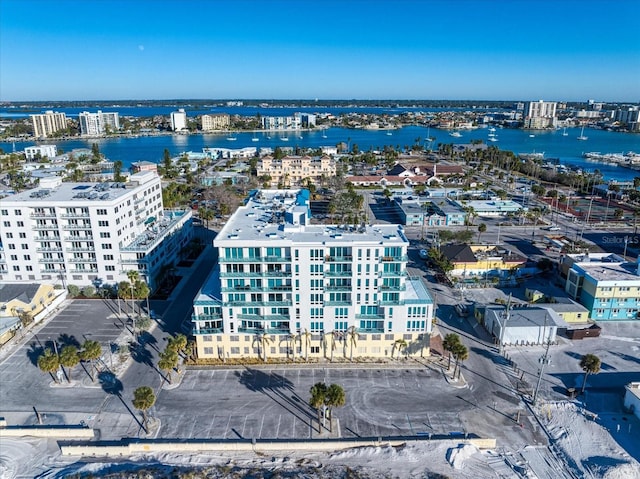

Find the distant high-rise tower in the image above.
[
  {"left": 30, "top": 111, "right": 68, "bottom": 138},
  {"left": 78, "top": 110, "right": 120, "bottom": 136},
  {"left": 523, "top": 100, "right": 557, "bottom": 129},
  {"left": 171, "top": 109, "right": 188, "bottom": 131}
]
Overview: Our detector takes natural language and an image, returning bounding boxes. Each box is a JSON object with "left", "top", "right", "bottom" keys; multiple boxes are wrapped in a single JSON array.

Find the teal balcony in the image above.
[
  {"left": 224, "top": 300, "right": 292, "bottom": 307},
  {"left": 193, "top": 327, "right": 224, "bottom": 335},
  {"left": 219, "top": 270, "right": 291, "bottom": 278},
  {"left": 192, "top": 314, "right": 223, "bottom": 322},
  {"left": 324, "top": 300, "right": 352, "bottom": 306},
  {"left": 356, "top": 314, "right": 385, "bottom": 320},
  {"left": 219, "top": 256, "right": 291, "bottom": 263},
  {"left": 325, "top": 284, "right": 352, "bottom": 291},
  {"left": 325, "top": 256, "right": 353, "bottom": 262},
  {"left": 238, "top": 327, "right": 291, "bottom": 335},
  {"left": 381, "top": 255, "right": 408, "bottom": 262},
  {"left": 325, "top": 270, "right": 353, "bottom": 277},
  {"left": 380, "top": 284, "right": 406, "bottom": 292},
  {"left": 379, "top": 270, "right": 407, "bottom": 277}
]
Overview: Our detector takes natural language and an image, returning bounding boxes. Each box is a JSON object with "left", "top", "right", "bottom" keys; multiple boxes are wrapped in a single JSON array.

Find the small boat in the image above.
[
  {"left": 489, "top": 137, "right": 498, "bottom": 142},
  {"left": 226, "top": 134, "right": 237, "bottom": 141},
  {"left": 280, "top": 136, "right": 289, "bottom": 141},
  {"left": 562, "top": 127, "right": 568, "bottom": 137},
  {"left": 450, "top": 131, "right": 462, "bottom": 137},
  {"left": 489, "top": 127, "right": 496, "bottom": 132},
  {"left": 251, "top": 136, "right": 259, "bottom": 142},
  {"left": 386, "top": 129, "right": 393, "bottom": 136},
  {"left": 577, "top": 126, "right": 588, "bottom": 141},
  {"left": 321, "top": 131, "right": 328, "bottom": 138},
  {"left": 529, "top": 134, "right": 535, "bottom": 138}
]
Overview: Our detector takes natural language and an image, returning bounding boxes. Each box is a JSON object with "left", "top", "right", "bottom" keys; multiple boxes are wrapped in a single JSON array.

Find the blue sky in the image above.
[{"left": 1, "top": 0, "right": 638, "bottom": 102}]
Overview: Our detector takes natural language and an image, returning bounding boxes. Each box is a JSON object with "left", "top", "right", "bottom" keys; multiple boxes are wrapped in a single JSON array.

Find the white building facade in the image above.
[
  {"left": 78, "top": 111, "right": 120, "bottom": 136},
  {"left": 30, "top": 111, "right": 68, "bottom": 138},
  {"left": 24, "top": 145, "right": 57, "bottom": 161},
  {"left": 192, "top": 189, "right": 434, "bottom": 361},
  {"left": 201, "top": 114, "right": 230, "bottom": 131},
  {"left": 0, "top": 172, "right": 193, "bottom": 290},
  {"left": 171, "top": 109, "right": 188, "bottom": 131}
]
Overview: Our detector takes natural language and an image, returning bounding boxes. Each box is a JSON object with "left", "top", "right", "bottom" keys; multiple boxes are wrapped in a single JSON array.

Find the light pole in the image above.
[{"left": 498, "top": 294, "right": 512, "bottom": 356}]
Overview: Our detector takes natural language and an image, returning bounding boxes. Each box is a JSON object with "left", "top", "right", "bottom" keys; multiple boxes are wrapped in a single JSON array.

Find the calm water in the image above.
[{"left": 2, "top": 125, "right": 639, "bottom": 182}]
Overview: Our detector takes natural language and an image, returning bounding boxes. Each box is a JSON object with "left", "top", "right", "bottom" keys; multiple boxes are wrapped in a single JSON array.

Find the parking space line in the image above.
[
  {"left": 275, "top": 414, "right": 281, "bottom": 438},
  {"left": 207, "top": 414, "right": 216, "bottom": 438},
  {"left": 223, "top": 415, "right": 231, "bottom": 439},
  {"left": 241, "top": 415, "right": 248, "bottom": 437},
  {"left": 292, "top": 416, "right": 296, "bottom": 437},
  {"left": 258, "top": 414, "right": 264, "bottom": 438}
]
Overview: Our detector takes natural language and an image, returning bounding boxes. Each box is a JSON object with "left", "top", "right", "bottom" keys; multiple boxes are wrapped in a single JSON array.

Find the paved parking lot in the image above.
[{"left": 154, "top": 366, "right": 523, "bottom": 442}]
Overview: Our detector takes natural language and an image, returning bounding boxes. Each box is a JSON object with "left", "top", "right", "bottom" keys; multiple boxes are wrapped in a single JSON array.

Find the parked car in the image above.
[{"left": 419, "top": 249, "right": 429, "bottom": 259}]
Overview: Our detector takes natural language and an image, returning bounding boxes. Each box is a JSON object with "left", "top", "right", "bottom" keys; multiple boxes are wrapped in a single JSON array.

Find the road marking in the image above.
[
  {"left": 207, "top": 414, "right": 216, "bottom": 438},
  {"left": 241, "top": 415, "right": 248, "bottom": 437},
  {"left": 275, "top": 414, "right": 282, "bottom": 438},
  {"left": 258, "top": 414, "right": 264, "bottom": 438},
  {"left": 292, "top": 415, "right": 296, "bottom": 437},
  {"left": 223, "top": 415, "right": 231, "bottom": 439}
]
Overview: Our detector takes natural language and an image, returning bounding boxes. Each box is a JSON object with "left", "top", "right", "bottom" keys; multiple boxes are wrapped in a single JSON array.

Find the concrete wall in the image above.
[
  {"left": 0, "top": 426, "right": 94, "bottom": 439},
  {"left": 61, "top": 437, "right": 496, "bottom": 457}
]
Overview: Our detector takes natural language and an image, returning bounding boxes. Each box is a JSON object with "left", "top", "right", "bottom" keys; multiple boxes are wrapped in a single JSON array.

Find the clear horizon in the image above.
[{"left": 1, "top": 0, "right": 639, "bottom": 103}]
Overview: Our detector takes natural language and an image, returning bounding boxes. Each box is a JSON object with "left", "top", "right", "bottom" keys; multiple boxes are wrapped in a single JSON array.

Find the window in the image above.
[
  {"left": 19, "top": 232, "right": 26, "bottom": 238},
  {"left": 102, "top": 244, "right": 112, "bottom": 249},
  {"left": 5, "top": 233, "right": 12, "bottom": 238},
  {"left": 8, "top": 244, "right": 15, "bottom": 250},
  {"left": 13, "top": 265, "right": 20, "bottom": 271},
  {"left": 97, "top": 209, "right": 107, "bottom": 215},
  {"left": 103, "top": 254, "right": 114, "bottom": 261},
  {"left": 2, "top": 221, "right": 9, "bottom": 227},
  {"left": 23, "top": 255, "right": 30, "bottom": 260},
  {"left": 14, "top": 209, "right": 22, "bottom": 215},
  {"left": 105, "top": 265, "right": 115, "bottom": 271},
  {"left": 10, "top": 255, "right": 17, "bottom": 261},
  {"left": 98, "top": 221, "right": 109, "bottom": 227},
  {"left": 17, "top": 221, "right": 24, "bottom": 227},
  {"left": 21, "top": 244, "right": 28, "bottom": 249},
  {"left": 230, "top": 347, "right": 240, "bottom": 355},
  {"left": 204, "top": 347, "right": 214, "bottom": 355},
  {"left": 0, "top": 210, "right": 7, "bottom": 215},
  {"left": 310, "top": 321, "right": 324, "bottom": 332},
  {"left": 100, "top": 232, "right": 111, "bottom": 238}
]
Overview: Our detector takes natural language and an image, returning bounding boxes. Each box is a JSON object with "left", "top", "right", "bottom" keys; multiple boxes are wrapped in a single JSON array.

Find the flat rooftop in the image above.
[
  {"left": 577, "top": 262, "right": 640, "bottom": 283},
  {"left": 2, "top": 172, "right": 156, "bottom": 204},
  {"left": 486, "top": 305, "right": 568, "bottom": 329},
  {"left": 216, "top": 189, "right": 408, "bottom": 245}
]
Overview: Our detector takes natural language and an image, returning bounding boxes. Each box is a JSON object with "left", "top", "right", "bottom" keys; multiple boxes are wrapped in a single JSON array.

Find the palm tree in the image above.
[
  {"left": 59, "top": 345, "right": 79, "bottom": 383},
  {"left": 309, "top": 382, "right": 327, "bottom": 433},
  {"left": 256, "top": 333, "right": 271, "bottom": 363},
  {"left": 79, "top": 339, "right": 102, "bottom": 382},
  {"left": 452, "top": 343, "right": 469, "bottom": 380},
  {"left": 477, "top": 223, "right": 487, "bottom": 243},
  {"left": 158, "top": 349, "right": 179, "bottom": 384},
  {"left": 579, "top": 354, "right": 601, "bottom": 393},
  {"left": 302, "top": 329, "right": 312, "bottom": 361},
  {"left": 38, "top": 348, "right": 60, "bottom": 383},
  {"left": 442, "top": 333, "right": 460, "bottom": 370},
  {"left": 167, "top": 333, "right": 188, "bottom": 358},
  {"left": 132, "top": 386, "right": 156, "bottom": 433},
  {"left": 347, "top": 326, "right": 358, "bottom": 361},
  {"left": 126, "top": 270, "right": 139, "bottom": 317},
  {"left": 324, "top": 383, "right": 346, "bottom": 433},
  {"left": 326, "top": 331, "right": 338, "bottom": 362},
  {"left": 393, "top": 338, "right": 408, "bottom": 359}
]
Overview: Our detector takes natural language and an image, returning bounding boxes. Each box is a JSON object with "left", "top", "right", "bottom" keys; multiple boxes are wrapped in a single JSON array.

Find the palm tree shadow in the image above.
[
  {"left": 27, "top": 342, "right": 45, "bottom": 367},
  {"left": 98, "top": 371, "right": 144, "bottom": 431},
  {"left": 235, "top": 368, "right": 316, "bottom": 425},
  {"left": 57, "top": 333, "right": 81, "bottom": 348}
]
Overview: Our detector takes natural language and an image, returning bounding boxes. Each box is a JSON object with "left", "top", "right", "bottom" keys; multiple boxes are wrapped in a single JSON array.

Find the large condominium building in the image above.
[
  {"left": 78, "top": 111, "right": 120, "bottom": 136},
  {"left": 256, "top": 155, "right": 336, "bottom": 188},
  {"left": 523, "top": 100, "right": 558, "bottom": 129},
  {"left": 201, "top": 114, "right": 230, "bottom": 131},
  {"left": 262, "top": 115, "right": 302, "bottom": 131},
  {"left": 564, "top": 253, "right": 640, "bottom": 321},
  {"left": 0, "top": 172, "right": 192, "bottom": 290},
  {"left": 615, "top": 107, "right": 640, "bottom": 132},
  {"left": 170, "top": 109, "right": 188, "bottom": 131},
  {"left": 191, "top": 189, "right": 434, "bottom": 361},
  {"left": 30, "top": 111, "right": 68, "bottom": 138}
]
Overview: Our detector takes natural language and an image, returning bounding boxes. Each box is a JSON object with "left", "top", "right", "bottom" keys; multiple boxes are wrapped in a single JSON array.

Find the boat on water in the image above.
[
  {"left": 280, "top": 136, "right": 289, "bottom": 141},
  {"left": 251, "top": 136, "right": 259, "bottom": 142},
  {"left": 226, "top": 134, "right": 237, "bottom": 141},
  {"left": 488, "top": 127, "right": 496, "bottom": 132},
  {"left": 562, "top": 127, "right": 568, "bottom": 136},
  {"left": 449, "top": 131, "right": 462, "bottom": 137},
  {"left": 577, "top": 126, "right": 588, "bottom": 141},
  {"left": 489, "top": 137, "right": 498, "bottom": 142},
  {"left": 386, "top": 129, "right": 393, "bottom": 136},
  {"left": 529, "top": 134, "right": 535, "bottom": 138}
]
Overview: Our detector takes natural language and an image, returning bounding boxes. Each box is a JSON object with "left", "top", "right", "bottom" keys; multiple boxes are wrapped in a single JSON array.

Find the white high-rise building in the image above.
[
  {"left": 30, "top": 111, "right": 68, "bottom": 138},
  {"left": 170, "top": 109, "right": 188, "bottom": 131},
  {"left": 0, "top": 172, "right": 193, "bottom": 290},
  {"left": 78, "top": 110, "right": 120, "bottom": 136},
  {"left": 191, "top": 189, "right": 434, "bottom": 361},
  {"left": 523, "top": 100, "right": 558, "bottom": 129}
]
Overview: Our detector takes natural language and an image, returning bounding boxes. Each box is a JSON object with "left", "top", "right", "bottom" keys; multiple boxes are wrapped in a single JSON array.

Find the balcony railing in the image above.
[
  {"left": 324, "top": 300, "right": 352, "bottom": 306},
  {"left": 357, "top": 327, "right": 385, "bottom": 333},
  {"left": 60, "top": 213, "right": 90, "bottom": 219},
  {"left": 68, "top": 257, "right": 96, "bottom": 263},
  {"left": 221, "top": 285, "right": 292, "bottom": 293},
  {"left": 65, "top": 236, "right": 92, "bottom": 241},
  {"left": 37, "top": 247, "right": 63, "bottom": 253},
  {"left": 70, "top": 268, "right": 99, "bottom": 273},
  {"left": 381, "top": 255, "right": 408, "bottom": 262},
  {"left": 32, "top": 224, "right": 59, "bottom": 230},
  {"left": 379, "top": 270, "right": 407, "bottom": 277},
  {"left": 223, "top": 300, "right": 292, "bottom": 307},
  {"left": 325, "top": 256, "right": 353, "bottom": 262},
  {"left": 219, "top": 256, "right": 292, "bottom": 263},
  {"left": 38, "top": 258, "right": 64, "bottom": 263},
  {"left": 191, "top": 314, "right": 223, "bottom": 322},
  {"left": 238, "top": 327, "right": 291, "bottom": 335},
  {"left": 30, "top": 212, "right": 57, "bottom": 218},
  {"left": 380, "top": 285, "right": 406, "bottom": 292},
  {"left": 66, "top": 247, "right": 95, "bottom": 253},
  {"left": 63, "top": 224, "right": 92, "bottom": 230},
  {"left": 35, "top": 236, "right": 61, "bottom": 241},
  {"left": 325, "top": 270, "right": 353, "bottom": 277},
  {"left": 219, "top": 270, "right": 291, "bottom": 278},
  {"left": 192, "top": 327, "right": 224, "bottom": 335},
  {"left": 325, "top": 284, "right": 352, "bottom": 291},
  {"left": 355, "top": 314, "right": 385, "bottom": 320},
  {"left": 237, "top": 314, "right": 290, "bottom": 322}
]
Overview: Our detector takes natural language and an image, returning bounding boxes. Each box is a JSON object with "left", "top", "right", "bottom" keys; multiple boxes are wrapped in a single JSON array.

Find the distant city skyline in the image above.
[{"left": 1, "top": 0, "right": 639, "bottom": 102}]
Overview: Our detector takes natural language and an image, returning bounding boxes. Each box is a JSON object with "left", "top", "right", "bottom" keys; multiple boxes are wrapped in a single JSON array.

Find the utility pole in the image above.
[{"left": 532, "top": 314, "right": 552, "bottom": 406}]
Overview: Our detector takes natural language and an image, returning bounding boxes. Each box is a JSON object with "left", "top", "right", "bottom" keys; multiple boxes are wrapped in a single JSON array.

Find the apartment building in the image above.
[
  {"left": 523, "top": 100, "right": 558, "bottom": 129},
  {"left": 615, "top": 107, "right": 640, "bottom": 132},
  {"left": 261, "top": 115, "right": 301, "bottom": 131},
  {"left": 256, "top": 155, "right": 336, "bottom": 187},
  {"left": 0, "top": 172, "right": 193, "bottom": 290},
  {"left": 78, "top": 110, "right": 120, "bottom": 136},
  {"left": 170, "top": 109, "right": 188, "bottom": 131},
  {"left": 565, "top": 253, "right": 640, "bottom": 321},
  {"left": 201, "top": 114, "right": 230, "bottom": 131},
  {"left": 192, "top": 189, "right": 434, "bottom": 361},
  {"left": 24, "top": 145, "right": 57, "bottom": 161},
  {"left": 30, "top": 111, "right": 68, "bottom": 138}
]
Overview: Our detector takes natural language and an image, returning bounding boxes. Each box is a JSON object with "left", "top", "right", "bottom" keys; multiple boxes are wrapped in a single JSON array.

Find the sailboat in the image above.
[
  {"left": 251, "top": 132, "right": 259, "bottom": 142},
  {"left": 226, "top": 131, "right": 237, "bottom": 141},
  {"left": 562, "top": 127, "right": 568, "bottom": 137},
  {"left": 386, "top": 128, "right": 393, "bottom": 136},
  {"left": 321, "top": 130, "right": 328, "bottom": 139},
  {"left": 577, "top": 126, "right": 588, "bottom": 141}
]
